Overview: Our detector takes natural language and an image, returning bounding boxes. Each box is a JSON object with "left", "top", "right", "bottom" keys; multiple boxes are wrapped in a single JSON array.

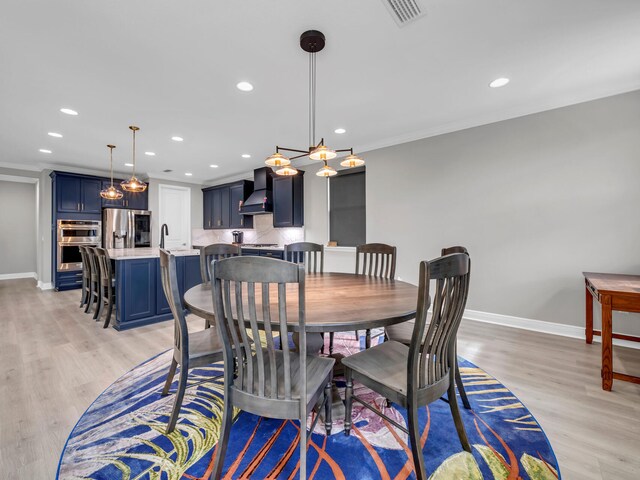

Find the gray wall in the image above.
[
  {"left": 0, "top": 180, "right": 37, "bottom": 275},
  {"left": 307, "top": 90, "right": 640, "bottom": 334}
]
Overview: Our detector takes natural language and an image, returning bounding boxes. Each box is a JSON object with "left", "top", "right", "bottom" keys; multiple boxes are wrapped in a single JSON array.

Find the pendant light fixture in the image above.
[
  {"left": 121, "top": 125, "right": 147, "bottom": 193},
  {"left": 100, "top": 145, "right": 124, "bottom": 200},
  {"left": 265, "top": 30, "right": 364, "bottom": 177}
]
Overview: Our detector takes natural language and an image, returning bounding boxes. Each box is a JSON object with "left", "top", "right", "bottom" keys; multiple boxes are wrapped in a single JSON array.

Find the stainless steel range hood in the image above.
[{"left": 239, "top": 167, "right": 275, "bottom": 215}]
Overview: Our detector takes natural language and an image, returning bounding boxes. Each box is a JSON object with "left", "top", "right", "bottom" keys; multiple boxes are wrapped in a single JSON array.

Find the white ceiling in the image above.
[{"left": 1, "top": 0, "right": 639, "bottom": 184}]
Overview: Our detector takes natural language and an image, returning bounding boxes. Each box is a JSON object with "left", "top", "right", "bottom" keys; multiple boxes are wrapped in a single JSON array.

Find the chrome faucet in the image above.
[{"left": 160, "top": 223, "right": 169, "bottom": 249}]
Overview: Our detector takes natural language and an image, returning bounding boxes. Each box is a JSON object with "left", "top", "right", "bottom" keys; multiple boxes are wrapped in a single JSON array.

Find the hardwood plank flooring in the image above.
[{"left": 0, "top": 278, "right": 639, "bottom": 478}]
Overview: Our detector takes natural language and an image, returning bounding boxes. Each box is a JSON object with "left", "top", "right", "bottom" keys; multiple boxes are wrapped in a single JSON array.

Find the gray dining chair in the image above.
[
  {"left": 199, "top": 243, "right": 241, "bottom": 285},
  {"left": 284, "top": 242, "right": 332, "bottom": 353},
  {"left": 78, "top": 245, "right": 91, "bottom": 308},
  {"left": 94, "top": 247, "right": 116, "bottom": 328},
  {"left": 385, "top": 246, "right": 471, "bottom": 409},
  {"left": 355, "top": 243, "right": 397, "bottom": 348},
  {"left": 159, "top": 249, "right": 225, "bottom": 434},
  {"left": 210, "top": 256, "right": 334, "bottom": 480},
  {"left": 343, "top": 253, "right": 472, "bottom": 480},
  {"left": 85, "top": 247, "right": 102, "bottom": 319}
]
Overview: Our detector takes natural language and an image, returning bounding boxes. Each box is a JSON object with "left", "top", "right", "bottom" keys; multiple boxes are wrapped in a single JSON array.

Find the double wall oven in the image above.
[{"left": 57, "top": 220, "right": 102, "bottom": 272}]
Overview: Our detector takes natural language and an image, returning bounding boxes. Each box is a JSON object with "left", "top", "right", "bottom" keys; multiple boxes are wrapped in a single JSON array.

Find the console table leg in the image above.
[
  {"left": 601, "top": 295, "right": 613, "bottom": 391},
  {"left": 585, "top": 285, "right": 593, "bottom": 344}
]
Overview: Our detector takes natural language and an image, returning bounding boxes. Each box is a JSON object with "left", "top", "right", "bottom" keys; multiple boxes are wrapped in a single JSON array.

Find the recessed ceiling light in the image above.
[
  {"left": 125, "top": 163, "right": 134, "bottom": 167},
  {"left": 60, "top": 108, "right": 78, "bottom": 116},
  {"left": 236, "top": 81, "right": 254, "bottom": 92},
  {"left": 39, "top": 149, "right": 52, "bottom": 154},
  {"left": 241, "top": 154, "right": 251, "bottom": 158},
  {"left": 48, "top": 132, "right": 63, "bottom": 138},
  {"left": 210, "top": 164, "right": 219, "bottom": 168},
  {"left": 185, "top": 172, "right": 193, "bottom": 176},
  {"left": 171, "top": 136, "right": 183, "bottom": 142},
  {"left": 144, "top": 151, "right": 156, "bottom": 156},
  {"left": 334, "top": 128, "right": 346, "bottom": 134},
  {"left": 489, "top": 77, "right": 510, "bottom": 88}
]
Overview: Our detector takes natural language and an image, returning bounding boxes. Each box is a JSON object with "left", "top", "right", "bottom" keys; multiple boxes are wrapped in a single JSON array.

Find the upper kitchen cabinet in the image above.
[
  {"left": 203, "top": 180, "right": 253, "bottom": 229},
  {"left": 53, "top": 172, "right": 102, "bottom": 215},
  {"left": 229, "top": 181, "right": 253, "bottom": 229},
  {"left": 273, "top": 171, "right": 304, "bottom": 227}
]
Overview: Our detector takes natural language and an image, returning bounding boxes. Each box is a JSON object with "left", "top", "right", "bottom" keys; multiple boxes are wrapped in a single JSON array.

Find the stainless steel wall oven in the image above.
[{"left": 57, "top": 220, "right": 102, "bottom": 272}]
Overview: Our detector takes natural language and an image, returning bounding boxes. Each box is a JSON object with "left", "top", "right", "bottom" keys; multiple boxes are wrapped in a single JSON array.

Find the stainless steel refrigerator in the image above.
[{"left": 102, "top": 208, "right": 152, "bottom": 249}]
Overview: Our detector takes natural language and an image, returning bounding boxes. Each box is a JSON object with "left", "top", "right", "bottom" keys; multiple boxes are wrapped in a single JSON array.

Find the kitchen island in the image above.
[{"left": 108, "top": 248, "right": 201, "bottom": 330}]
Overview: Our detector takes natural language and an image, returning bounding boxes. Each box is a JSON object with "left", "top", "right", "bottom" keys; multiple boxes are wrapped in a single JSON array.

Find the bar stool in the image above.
[
  {"left": 78, "top": 246, "right": 91, "bottom": 308},
  {"left": 95, "top": 247, "right": 116, "bottom": 328},
  {"left": 85, "top": 247, "right": 102, "bottom": 319}
]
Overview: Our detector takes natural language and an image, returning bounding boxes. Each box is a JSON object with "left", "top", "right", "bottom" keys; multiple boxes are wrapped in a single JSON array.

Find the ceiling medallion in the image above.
[
  {"left": 121, "top": 126, "right": 148, "bottom": 193},
  {"left": 265, "top": 30, "right": 364, "bottom": 178},
  {"left": 100, "top": 145, "right": 124, "bottom": 200}
]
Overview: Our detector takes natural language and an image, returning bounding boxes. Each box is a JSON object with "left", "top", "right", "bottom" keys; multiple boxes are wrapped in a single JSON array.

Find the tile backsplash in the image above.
[{"left": 192, "top": 213, "right": 304, "bottom": 247}]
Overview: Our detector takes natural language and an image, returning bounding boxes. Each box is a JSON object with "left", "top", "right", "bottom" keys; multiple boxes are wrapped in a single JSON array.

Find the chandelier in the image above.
[
  {"left": 265, "top": 30, "right": 365, "bottom": 177},
  {"left": 100, "top": 144, "right": 124, "bottom": 200},
  {"left": 121, "top": 125, "right": 147, "bottom": 192}
]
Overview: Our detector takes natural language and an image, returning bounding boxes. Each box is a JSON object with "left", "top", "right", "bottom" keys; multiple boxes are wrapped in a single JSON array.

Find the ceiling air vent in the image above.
[
  {"left": 381, "top": 0, "right": 426, "bottom": 27},
  {"left": 163, "top": 169, "right": 173, "bottom": 173}
]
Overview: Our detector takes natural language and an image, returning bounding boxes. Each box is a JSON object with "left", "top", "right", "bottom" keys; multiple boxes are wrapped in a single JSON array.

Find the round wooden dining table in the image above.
[
  {"left": 183, "top": 271, "right": 418, "bottom": 338},
  {"left": 183, "top": 272, "right": 418, "bottom": 419}
]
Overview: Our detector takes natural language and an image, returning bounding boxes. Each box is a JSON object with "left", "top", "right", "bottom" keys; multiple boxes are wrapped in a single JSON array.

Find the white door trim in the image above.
[{"left": 158, "top": 184, "right": 191, "bottom": 249}]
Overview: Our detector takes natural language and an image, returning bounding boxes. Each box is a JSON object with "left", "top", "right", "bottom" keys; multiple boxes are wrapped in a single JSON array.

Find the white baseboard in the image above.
[
  {"left": 464, "top": 309, "right": 640, "bottom": 350},
  {"left": 37, "top": 281, "right": 54, "bottom": 290},
  {"left": 0, "top": 272, "right": 37, "bottom": 281}
]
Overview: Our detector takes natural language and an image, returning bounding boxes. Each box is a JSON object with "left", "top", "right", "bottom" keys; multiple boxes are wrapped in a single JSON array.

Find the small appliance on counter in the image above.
[
  {"left": 103, "top": 208, "right": 151, "bottom": 249},
  {"left": 232, "top": 230, "right": 244, "bottom": 244}
]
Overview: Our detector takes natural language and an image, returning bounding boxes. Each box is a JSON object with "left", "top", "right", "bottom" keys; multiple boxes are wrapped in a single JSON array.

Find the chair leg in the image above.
[
  {"left": 95, "top": 287, "right": 105, "bottom": 321},
  {"left": 320, "top": 332, "right": 325, "bottom": 355},
  {"left": 80, "top": 281, "right": 87, "bottom": 307},
  {"left": 344, "top": 368, "right": 353, "bottom": 436},
  {"left": 93, "top": 285, "right": 103, "bottom": 320},
  {"left": 84, "top": 283, "right": 94, "bottom": 313},
  {"left": 299, "top": 408, "right": 307, "bottom": 480},
  {"left": 407, "top": 400, "right": 427, "bottom": 480},
  {"left": 161, "top": 358, "right": 178, "bottom": 396},
  {"left": 329, "top": 332, "right": 334, "bottom": 355},
  {"left": 103, "top": 294, "right": 114, "bottom": 328},
  {"left": 455, "top": 359, "right": 471, "bottom": 409},
  {"left": 324, "top": 381, "right": 332, "bottom": 435},
  {"left": 365, "top": 329, "right": 371, "bottom": 349},
  {"left": 212, "top": 385, "right": 233, "bottom": 480},
  {"left": 166, "top": 363, "right": 188, "bottom": 434},
  {"left": 448, "top": 375, "right": 471, "bottom": 452}
]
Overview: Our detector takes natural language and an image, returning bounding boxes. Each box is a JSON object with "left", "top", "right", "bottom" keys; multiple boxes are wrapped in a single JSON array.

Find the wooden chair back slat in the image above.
[
  {"left": 410, "top": 253, "right": 470, "bottom": 390},
  {"left": 284, "top": 242, "right": 324, "bottom": 274},
  {"left": 355, "top": 243, "right": 396, "bottom": 279},
  {"left": 199, "top": 243, "right": 241, "bottom": 284}
]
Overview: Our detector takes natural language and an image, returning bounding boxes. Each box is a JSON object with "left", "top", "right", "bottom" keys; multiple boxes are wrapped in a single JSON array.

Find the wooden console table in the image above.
[{"left": 583, "top": 272, "right": 640, "bottom": 390}]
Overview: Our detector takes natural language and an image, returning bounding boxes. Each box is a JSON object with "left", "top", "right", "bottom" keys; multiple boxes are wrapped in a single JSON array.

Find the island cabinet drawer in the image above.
[{"left": 56, "top": 270, "right": 83, "bottom": 289}]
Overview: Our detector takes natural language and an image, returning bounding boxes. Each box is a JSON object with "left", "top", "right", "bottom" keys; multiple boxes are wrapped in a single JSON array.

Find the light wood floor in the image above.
[{"left": 1, "top": 278, "right": 638, "bottom": 479}]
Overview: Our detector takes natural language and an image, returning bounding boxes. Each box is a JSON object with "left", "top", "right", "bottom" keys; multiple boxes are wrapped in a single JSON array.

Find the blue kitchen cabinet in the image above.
[
  {"left": 55, "top": 174, "right": 102, "bottom": 214},
  {"left": 273, "top": 171, "right": 304, "bottom": 227},
  {"left": 241, "top": 248, "right": 284, "bottom": 260},
  {"left": 114, "top": 254, "right": 201, "bottom": 330},
  {"left": 125, "top": 190, "right": 148, "bottom": 210},
  {"left": 203, "top": 180, "right": 253, "bottom": 230},
  {"left": 81, "top": 179, "right": 103, "bottom": 213}
]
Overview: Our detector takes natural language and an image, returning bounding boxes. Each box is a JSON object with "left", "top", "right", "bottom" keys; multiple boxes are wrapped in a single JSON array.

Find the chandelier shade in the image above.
[
  {"left": 100, "top": 144, "right": 124, "bottom": 200},
  {"left": 121, "top": 126, "right": 147, "bottom": 193},
  {"left": 265, "top": 30, "right": 364, "bottom": 176}
]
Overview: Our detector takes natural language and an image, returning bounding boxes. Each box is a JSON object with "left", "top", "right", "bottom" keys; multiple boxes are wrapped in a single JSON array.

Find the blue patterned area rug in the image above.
[{"left": 57, "top": 332, "right": 560, "bottom": 479}]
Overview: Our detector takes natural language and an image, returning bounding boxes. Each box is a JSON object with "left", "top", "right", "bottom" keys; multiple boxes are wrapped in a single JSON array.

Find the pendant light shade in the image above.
[
  {"left": 275, "top": 165, "right": 298, "bottom": 176},
  {"left": 309, "top": 145, "right": 337, "bottom": 161},
  {"left": 100, "top": 145, "right": 124, "bottom": 200},
  {"left": 340, "top": 154, "right": 365, "bottom": 168},
  {"left": 265, "top": 152, "right": 291, "bottom": 168},
  {"left": 316, "top": 163, "right": 337, "bottom": 177},
  {"left": 121, "top": 126, "right": 147, "bottom": 193}
]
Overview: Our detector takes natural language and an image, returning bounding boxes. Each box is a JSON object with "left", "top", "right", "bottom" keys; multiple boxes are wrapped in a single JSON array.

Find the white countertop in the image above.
[
  {"left": 107, "top": 247, "right": 200, "bottom": 260},
  {"left": 193, "top": 244, "right": 285, "bottom": 251}
]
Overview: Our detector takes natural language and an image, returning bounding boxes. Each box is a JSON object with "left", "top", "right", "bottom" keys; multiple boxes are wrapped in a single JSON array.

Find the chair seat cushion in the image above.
[
  {"left": 239, "top": 350, "right": 334, "bottom": 406},
  {"left": 341, "top": 340, "right": 410, "bottom": 396}
]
